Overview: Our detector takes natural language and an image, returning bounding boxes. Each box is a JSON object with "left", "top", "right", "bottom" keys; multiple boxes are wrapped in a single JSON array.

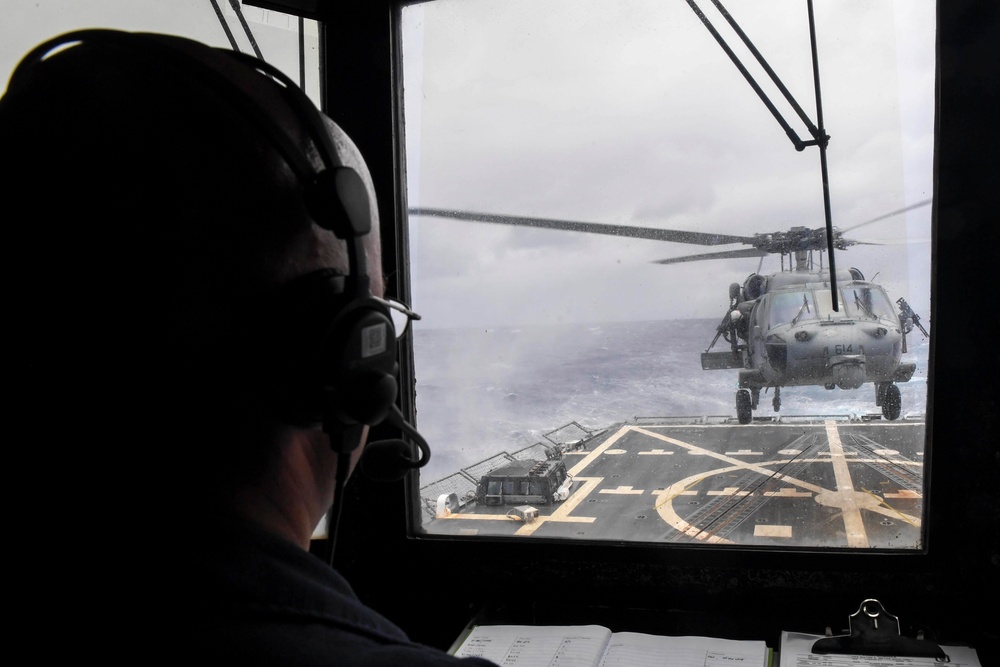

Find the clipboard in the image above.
[{"left": 811, "top": 599, "right": 950, "bottom": 662}]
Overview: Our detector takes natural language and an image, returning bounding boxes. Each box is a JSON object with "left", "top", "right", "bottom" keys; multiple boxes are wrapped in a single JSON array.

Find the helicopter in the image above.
[
  {"left": 408, "top": 203, "right": 930, "bottom": 424},
  {"left": 687, "top": 222, "right": 929, "bottom": 424}
]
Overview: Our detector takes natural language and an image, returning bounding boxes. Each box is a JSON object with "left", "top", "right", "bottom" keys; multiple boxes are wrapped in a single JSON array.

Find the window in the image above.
[
  {"left": 768, "top": 292, "right": 817, "bottom": 327},
  {"left": 2, "top": 1, "right": 320, "bottom": 110},
  {"left": 402, "top": 0, "right": 935, "bottom": 551},
  {"left": 844, "top": 286, "right": 897, "bottom": 323}
]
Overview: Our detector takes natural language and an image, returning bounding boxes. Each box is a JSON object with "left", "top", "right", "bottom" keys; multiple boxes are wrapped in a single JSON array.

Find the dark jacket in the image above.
[{"left": 163, "top": 514, "right": 497, "bottom": 666}]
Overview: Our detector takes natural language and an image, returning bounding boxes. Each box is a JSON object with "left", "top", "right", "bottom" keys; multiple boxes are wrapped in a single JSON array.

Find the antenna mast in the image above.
[{"left": 684, "top": 0, "right": 840, "bottom": 307}]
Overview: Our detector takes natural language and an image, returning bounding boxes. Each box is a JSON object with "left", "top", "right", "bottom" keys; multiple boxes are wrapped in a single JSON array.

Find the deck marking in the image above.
[
  {"left": 763, "top": 487, "right": 812, "bottom": 498},
  {"left": 642, "top": 421, "right": 926, "bottom": 428},
  {"left": 707, "top": 487, "right": 751, "bottom": 497},
  {"left": 600, "top": 486, "right": 644, "bottom": 495},
  {"left": 724, "top": 449, "right": 762, "bottom": 456},
  {"left": 437, "top": 513, "right": 530, "bottom": 521},
  {"left": 426, "top": 420, "right": 924, "bottom": 546},
  {"left": 442, "top": 476, "right": 606, "bottom": 535},
  {"left": 824, "top": 420, "right": 869, "bottom": 548},
  {"left": 634, "top": 427, "right": 807, "bottom": 481},
  {"left": 857, "top": 486, "right": 921, "bottom": 527},
  {"left": 542, "top": 477, "right": 601, "bottom": 518},
  {"left": 567, "top": 425, "right": 633, "bottom": 477},
  {"left": 654, "top": 476, "right": 713, "bottom": 509},
  {"left": 654, "top": 465, "right": 756, "bottom": 544},
  {"left": 640, "top": 423, "right": 921, "bottom": 545},
  {"left": 754, "top": 525, "right": 793, "bottom": 538},
  {"left": 515, "top": 477, "right": 601, "bottom": 536}
]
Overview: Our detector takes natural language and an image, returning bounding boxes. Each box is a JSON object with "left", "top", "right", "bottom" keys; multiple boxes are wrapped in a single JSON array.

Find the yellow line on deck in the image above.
[
  {"left": 825, "top": 420, "right": 869, "bottom": 548},
  {"left": 567, "top": 424, "right": 633, "bottom": 477}
]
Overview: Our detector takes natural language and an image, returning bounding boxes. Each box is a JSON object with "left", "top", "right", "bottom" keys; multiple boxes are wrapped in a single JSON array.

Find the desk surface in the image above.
[{"left": 461, "top": 602, "right": 995, "bottom": 666}]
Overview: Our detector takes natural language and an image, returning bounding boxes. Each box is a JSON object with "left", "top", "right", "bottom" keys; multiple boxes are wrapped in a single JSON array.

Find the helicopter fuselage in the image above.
[
  {"left": 743, "top": 277, "right": 913, "bottom": 389},
  {"left": 703, "top": 268, "right": 919, "bottom": 421}
]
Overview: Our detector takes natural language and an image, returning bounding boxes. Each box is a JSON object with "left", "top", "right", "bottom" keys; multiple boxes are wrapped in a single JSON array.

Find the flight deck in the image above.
[{"left": 420, "top": 416, "right": 926, "bottom": 550}]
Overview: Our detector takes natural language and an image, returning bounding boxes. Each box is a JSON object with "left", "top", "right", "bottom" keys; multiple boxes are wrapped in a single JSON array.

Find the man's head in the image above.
[{"left": 1, "top": 30, "right": 391, "bottom": 506}]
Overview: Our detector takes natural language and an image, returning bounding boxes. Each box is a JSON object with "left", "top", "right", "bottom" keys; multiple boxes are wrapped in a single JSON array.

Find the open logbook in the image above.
[{"left": 452, "top": 624, "right": 772, "bottom": 667}]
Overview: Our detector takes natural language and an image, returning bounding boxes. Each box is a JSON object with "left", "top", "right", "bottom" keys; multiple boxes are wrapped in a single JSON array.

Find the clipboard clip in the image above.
[{"left": 812, "top": 599, "right": 950, "bottom": 662}]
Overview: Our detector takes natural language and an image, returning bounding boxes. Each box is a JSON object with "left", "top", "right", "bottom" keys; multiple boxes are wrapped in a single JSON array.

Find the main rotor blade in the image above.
[
  {"left": 409, "top": 207, "right": 755, "bottom": 246},
  {"left": 841, "top": 198, "right": 932, "bottom": 233},
  {"left": 651, "top": 247, "right": 768, "bottom": 265},
  {"left": 852, "top": 237, "right": 931, "bottom": 246}
]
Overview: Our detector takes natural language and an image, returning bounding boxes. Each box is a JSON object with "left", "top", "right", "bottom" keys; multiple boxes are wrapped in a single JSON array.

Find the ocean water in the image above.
[{"left": 412, "top": 318, "right": 930, "bottom": 483}]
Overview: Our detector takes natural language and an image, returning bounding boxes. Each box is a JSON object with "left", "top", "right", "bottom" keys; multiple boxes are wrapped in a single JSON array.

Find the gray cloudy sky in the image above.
[
  {"left": 1, "top": 1, "right": 319, "bottom": 110},
  {"left": 402, "top": 0, "right": 935, "bottom": 328},
  {"left": 2, "top": 1, "right": 935, "bottom": 331}
]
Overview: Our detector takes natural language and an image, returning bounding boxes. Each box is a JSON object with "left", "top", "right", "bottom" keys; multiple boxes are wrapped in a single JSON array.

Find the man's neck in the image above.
[{"left": 231, "top": 429, "right": 339, "bottom": 550}]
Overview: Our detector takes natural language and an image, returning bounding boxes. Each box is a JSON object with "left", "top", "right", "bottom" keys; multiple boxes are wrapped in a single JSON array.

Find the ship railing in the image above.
[
  {"left": 419, "top": 421, "right": 605, "bottom": 520},
  {"left": 632, "top": 415, "right": 733, "bottom": 426}
]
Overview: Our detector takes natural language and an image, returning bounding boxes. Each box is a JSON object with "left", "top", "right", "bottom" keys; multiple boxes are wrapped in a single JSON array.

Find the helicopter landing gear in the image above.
[
  {"left": 877, "top": 382, "right": 902, "bottom": 420},
  {"left": 772, "top": 386, "right": 781, "bottom": 412},
  {"left": 750, "top": 387, "right": 760, "bottom": 409},
  {"left": 736, "top": 389, "right": 753, "bottom": 424}
]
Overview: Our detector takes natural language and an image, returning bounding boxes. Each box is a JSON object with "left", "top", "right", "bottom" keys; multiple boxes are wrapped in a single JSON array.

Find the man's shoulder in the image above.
[
  {"left": 152, "top": 515, "right": 498, "bottom": 666},
  {"left": 193, "top": 624, "right": 499, "bottom": 666}
]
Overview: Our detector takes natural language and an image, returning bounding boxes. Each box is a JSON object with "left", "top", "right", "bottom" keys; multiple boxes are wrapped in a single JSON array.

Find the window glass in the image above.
[
  {"left": 403, "top": 0, "right": 934, "bottom": 551},
  {"left": 845, "top": 286, "right": 897, "bottom": 322},
  {"left": 813, "top": 289, "right": 835, "bottom": 318},
  {"left": 1, "top": 1, "right": 320, "bottom": 108},
  {"left": 769, "top": 291, "right": 817, "bottom": 327}
]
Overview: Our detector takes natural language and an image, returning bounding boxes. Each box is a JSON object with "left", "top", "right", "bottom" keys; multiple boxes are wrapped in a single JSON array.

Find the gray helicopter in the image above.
[
  {"left": 689, "top": 223, "right": 929, "bottom": 423},
  {"left": 409, "top": 202, "right": 929, "bottom": 424}
]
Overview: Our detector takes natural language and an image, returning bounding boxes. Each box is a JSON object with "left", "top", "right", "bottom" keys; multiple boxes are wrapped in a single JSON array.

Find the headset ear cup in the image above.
[
  {"left": 306, "top": 167, "right": 371, "bottom": 238},
  {"left": 263, "top": 271, "right": 398, "bottom": 430},
  {"left": 317, "top": 299, "right": 398, "bottom": 428},
  {"left": 335, "top": 370, "right": 397, "bottom": 427},
  {"left": 305, "top": 169, "right": 348, "bottom": 235},
  {"left": 334, "top": 168, "right": 371, "bottom": 235}
]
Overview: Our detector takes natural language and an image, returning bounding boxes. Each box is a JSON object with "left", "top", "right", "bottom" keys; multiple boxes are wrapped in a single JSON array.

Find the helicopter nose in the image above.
[{"left": 830, "top": 355, "right": 866, "bottom": 389}]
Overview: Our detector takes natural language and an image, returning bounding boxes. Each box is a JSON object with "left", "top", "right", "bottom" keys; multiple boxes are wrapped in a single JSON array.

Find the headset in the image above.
[{"left": 9, "top": 30, "right": 428, "bottom": 556}]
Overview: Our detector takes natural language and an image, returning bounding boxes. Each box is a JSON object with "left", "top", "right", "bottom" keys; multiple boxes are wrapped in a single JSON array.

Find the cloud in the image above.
[{"left": 402, "top": 0, "right": 934, "bottom": 328}]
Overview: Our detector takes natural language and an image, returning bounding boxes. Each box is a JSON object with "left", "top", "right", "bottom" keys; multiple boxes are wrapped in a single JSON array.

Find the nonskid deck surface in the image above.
[{"left": 420, "top": 416, "right": 926, "bottom": 549}]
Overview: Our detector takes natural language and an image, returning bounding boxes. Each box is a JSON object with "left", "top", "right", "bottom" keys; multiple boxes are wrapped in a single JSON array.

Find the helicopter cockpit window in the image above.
[
  {"left": 769, "top": 291, "right": 818, "bottom": 327},
  {"left": 844, "top": 287, "right": 897, "bottom": 323},
  {"left": 402, "top": 0, "right": 934, "bottom": 552}
]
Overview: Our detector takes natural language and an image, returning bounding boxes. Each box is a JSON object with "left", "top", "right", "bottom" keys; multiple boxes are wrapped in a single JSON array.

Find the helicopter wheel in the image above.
[
  {"left": 881, "top": 383, "right": 901, "bottom": 420},
  {"left": 736, "top": 389, "right": 753, "bottom": 424},
  {"left": 772, "top": 386, "right": 781, "bottom": 412}
]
